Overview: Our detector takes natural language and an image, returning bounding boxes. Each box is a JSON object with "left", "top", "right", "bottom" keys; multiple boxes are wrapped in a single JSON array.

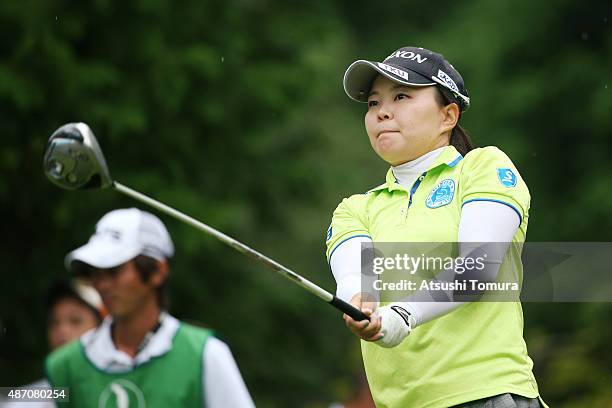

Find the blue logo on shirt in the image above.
[
  {"left": 497, "top": 168, "right": 517, "bottom": 187},
  {"left": 426, "top": 179, "right": 455, "bottom": 208},
  {"left": 326, "top": 226, "right": 332, "bottom": 241}
]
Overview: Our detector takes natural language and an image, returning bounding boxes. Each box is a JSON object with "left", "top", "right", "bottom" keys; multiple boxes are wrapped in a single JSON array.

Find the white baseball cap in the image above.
[{"left": 65, "top": 208, "right": 174, "bottom": 271}]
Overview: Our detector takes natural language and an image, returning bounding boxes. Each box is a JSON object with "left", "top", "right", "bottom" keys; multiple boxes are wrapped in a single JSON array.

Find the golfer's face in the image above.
[
  {"left": 89, "top": 261, "right": 154, "bottom": 318},
  {"left": 365, "top": 76, "right": 446, "bottom": 165}
]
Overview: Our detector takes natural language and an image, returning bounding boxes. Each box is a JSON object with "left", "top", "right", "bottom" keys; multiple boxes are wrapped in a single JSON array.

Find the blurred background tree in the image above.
[{"left": 0, "top": 0, "right": 610, "bottom": 406}]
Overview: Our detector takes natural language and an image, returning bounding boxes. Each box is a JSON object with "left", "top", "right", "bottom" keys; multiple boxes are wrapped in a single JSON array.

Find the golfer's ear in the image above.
[
  {"left": 152, "top": 260, "right": 169, "bottom": 287},
  {"left": 440, "top": 102, "right": 460, "bottom": 134}
]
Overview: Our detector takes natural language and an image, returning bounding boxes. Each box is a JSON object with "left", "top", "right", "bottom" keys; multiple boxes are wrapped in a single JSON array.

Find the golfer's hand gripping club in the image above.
[{"left": 331, "top": 296, "right": 371, "bottom": 322}]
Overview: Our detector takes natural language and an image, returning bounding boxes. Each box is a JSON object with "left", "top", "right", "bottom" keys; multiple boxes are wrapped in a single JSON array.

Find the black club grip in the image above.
[{"left": 330, "top": 296, "right": 370, "bottom": 321}]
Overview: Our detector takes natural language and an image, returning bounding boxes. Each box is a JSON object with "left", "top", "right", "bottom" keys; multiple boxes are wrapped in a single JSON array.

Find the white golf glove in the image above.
[{"left": 374, "top": 303, "right": 415, "bottom": 348}]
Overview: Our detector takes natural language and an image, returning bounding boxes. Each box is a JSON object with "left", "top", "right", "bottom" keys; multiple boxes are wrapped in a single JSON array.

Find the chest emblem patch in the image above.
[
  {"left": 497, "top": 168, "right": 517, "bottom": 187},
  {"left": 426, "top": 179, "right": 455, "bottom": 208}
]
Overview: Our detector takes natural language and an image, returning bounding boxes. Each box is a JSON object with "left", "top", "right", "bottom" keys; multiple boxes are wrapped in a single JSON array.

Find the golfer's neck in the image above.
[{"left": 112, "top": 300, "right": 161, "bottom": 358}]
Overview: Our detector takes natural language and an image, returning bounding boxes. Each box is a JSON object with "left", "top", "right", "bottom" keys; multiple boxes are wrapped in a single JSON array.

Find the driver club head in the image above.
[{"left": 43, "top": 122, "right": 113, "bottom": 190}]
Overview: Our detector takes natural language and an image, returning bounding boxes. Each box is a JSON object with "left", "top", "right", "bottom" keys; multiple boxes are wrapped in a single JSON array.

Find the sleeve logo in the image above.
[
  {"left": 426, "top": 179, "right": 455, "bottom": 208},
  {"left": 326, "top": 226, "right": 333, "bottom": 241},
  {"left": 497, "top": 168, "right": 517, "bottom": 187}
]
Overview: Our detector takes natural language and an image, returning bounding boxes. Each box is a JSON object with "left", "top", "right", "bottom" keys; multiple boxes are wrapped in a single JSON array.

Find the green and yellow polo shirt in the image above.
[{"left": 326, "top": 145, "right": 543, "bottom": 408}]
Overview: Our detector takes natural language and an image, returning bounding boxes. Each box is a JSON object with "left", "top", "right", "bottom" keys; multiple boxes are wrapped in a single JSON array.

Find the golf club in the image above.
[{"left": 43, "top": 122, "right": 370, "bottom": 322}]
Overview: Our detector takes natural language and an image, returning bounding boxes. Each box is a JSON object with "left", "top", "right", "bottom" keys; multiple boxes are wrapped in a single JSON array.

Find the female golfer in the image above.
[{"left": 326, "top": 47, "right": 547, "bottom": 407}]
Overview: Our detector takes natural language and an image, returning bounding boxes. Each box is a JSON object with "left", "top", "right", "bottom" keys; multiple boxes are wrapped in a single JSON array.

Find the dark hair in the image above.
[
  {"left": 435, "top": 86, "right": 475, "bottom": 156},
  {"left": 46, "top": 280, "right": 104, "bottom": 324},
  {"left": 133, "top": 255, "right": 169, "bottom": 309}
]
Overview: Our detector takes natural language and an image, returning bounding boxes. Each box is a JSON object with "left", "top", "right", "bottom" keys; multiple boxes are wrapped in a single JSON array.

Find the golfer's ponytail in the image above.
[{"left": 450, "top": 124, "right": 474, "bottom": 156}]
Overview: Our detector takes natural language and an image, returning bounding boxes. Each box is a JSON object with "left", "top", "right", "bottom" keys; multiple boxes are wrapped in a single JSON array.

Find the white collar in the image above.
[
  {"left": 391, "top": 147, "right": 445, "bottom": 187},
  {"left": 80, "top": 311, "right": 180, "bottom": 373}
]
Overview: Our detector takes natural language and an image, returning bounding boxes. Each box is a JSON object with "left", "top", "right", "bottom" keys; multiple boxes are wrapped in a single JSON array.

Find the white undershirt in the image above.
[
  {"left": 391, "top": 146, "right": 446, "bottom": 189},
  {"left": 330, "top": 150, "right": 520, "bottom": 326}
]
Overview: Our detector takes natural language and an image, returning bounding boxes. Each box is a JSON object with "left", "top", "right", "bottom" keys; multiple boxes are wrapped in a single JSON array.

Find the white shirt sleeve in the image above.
[
  {"left": 203, "top": 337, "right": 255, "bottom": 408},
  {"left": 329, "top": 236, "right": 374, "bottom": 302},
  {"left": 458, "top": 200, "right": 519, "bottom": 243}
]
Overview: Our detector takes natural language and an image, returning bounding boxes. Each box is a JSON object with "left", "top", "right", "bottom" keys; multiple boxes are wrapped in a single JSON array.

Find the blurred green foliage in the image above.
[{"left": 1, "top": 0, "right": 611, "bottom": 406}]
